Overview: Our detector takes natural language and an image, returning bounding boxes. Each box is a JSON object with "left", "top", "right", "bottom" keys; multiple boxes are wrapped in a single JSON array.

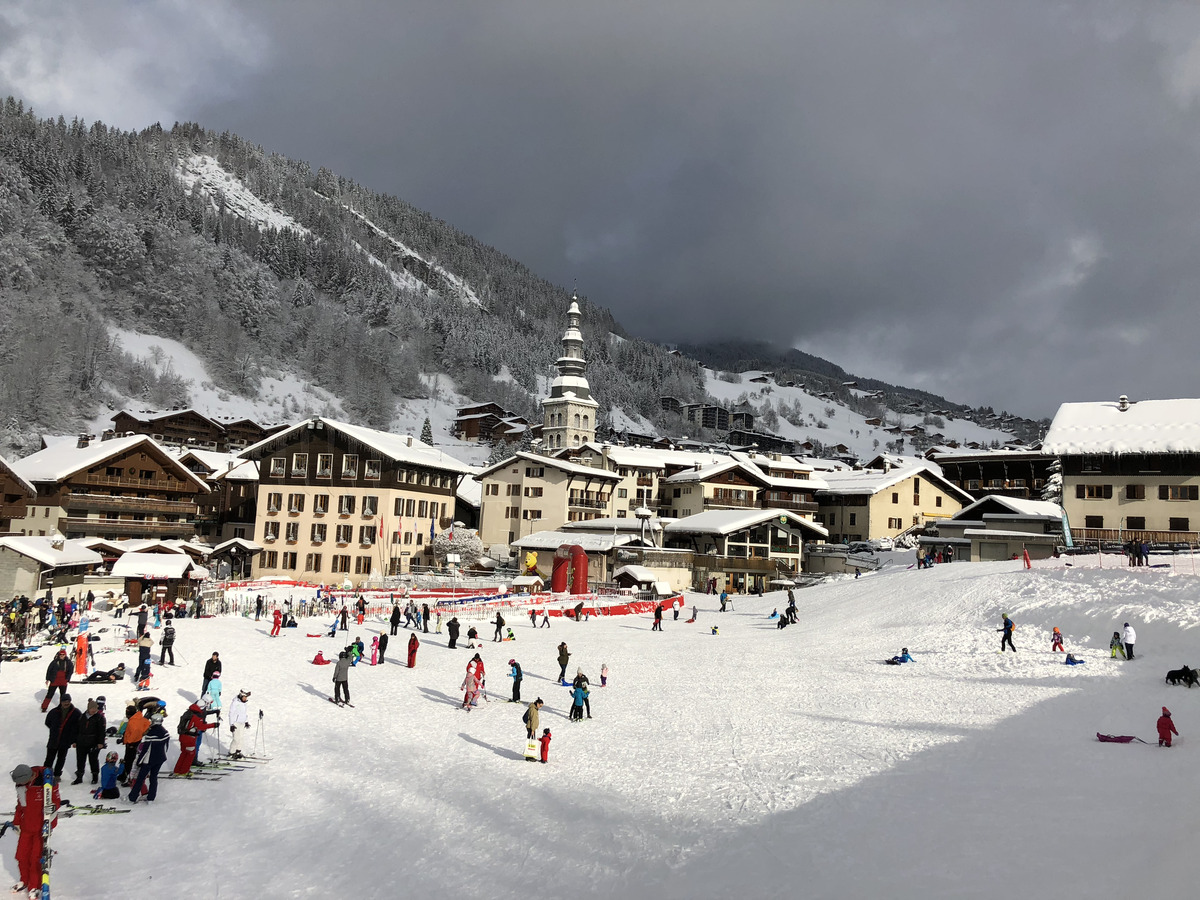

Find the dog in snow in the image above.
[{"left": 1165, "top": 665, "right": 1199, "bottom": 687}]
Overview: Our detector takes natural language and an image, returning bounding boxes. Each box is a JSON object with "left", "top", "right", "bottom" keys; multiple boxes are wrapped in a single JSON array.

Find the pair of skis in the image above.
[
  {"left": 59, "top": 802, "right": 130, "bottom": 818},
  {"left": 328, "top": 697, "right": 355, "bottom": 707}
]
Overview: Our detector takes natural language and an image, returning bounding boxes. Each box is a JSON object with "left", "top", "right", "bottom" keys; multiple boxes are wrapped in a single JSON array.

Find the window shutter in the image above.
[
  {"left": 1160, "top": 485, "right": 1169, "bottom": 500},
  {"left": 1076, "top": 485, "right": 1085, "bottom": 499},
  {"left": 1103, "top": 485, "right": 1113, "bottom": 499}
]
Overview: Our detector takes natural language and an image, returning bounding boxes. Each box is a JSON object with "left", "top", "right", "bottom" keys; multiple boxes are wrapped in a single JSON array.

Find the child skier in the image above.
[
  {"left": 539, "top": 728, "right": 552, "bottom": 764},
  {"left": 93, "top": 751, "right": 124, "bottom": 800},
  {"left": 1158, "top": 706, "right": 1179, "bottom": 747},
  {"left": 1110, "top": 631, "right": 1126, "bottom": 659},
  {"left": 1051, "top": 627, "right": 1064, "bottom": 652}
]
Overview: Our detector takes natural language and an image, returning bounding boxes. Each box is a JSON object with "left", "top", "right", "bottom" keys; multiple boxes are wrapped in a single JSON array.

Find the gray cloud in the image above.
[{"left": 7, "top": 2, "right": 1200, "bottom": 416}]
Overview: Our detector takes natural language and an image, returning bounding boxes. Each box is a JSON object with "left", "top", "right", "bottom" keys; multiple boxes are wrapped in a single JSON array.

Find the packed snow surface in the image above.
[{"left": 6, "top": 556, "right": 1200, "bottom": 898}]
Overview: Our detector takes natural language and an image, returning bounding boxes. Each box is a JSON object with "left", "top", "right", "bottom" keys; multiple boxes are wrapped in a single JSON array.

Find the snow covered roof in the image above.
[
  {"left": 11, "top": 435, "right": 210, "bottom": 491},
  {"left": 662, "top": 460, "right": 753, "bottom": 485},
  {"left": 578, "top": 442, "right": 728, "bottom": 470},
  {"left": 664, "top": 509, "right": 829, "bottom": 538},
  {"left": 512, "top": 575, "right": 545, "bottom": 587},
  {"left": 0, "top": 537, "right": 103, "bottom": 569},
  {"left": 511, "top": 531, "right": 642, "bottom": 552},
  {"left": 110, "top": 552, "right": 194, "bottom": 580},
  {"left": 456, "top": 469, "right": 483, "bottom": 508},
  {"left": 0, "top": 452, "right": 35, "bottom": 498},
  {"left": 115, "top": 407, "right": 222, "bottom": 428},
  {"left": 211, "top": 537, "right": 264, "bottom": 555},
  {"left": 561, "top": 517, "right": 666, "bottom": 534},
  {"left": 954, "top": 496, "right": 1064, "bottom": 521},
  {"left": 1043, "top": 398, "right": 1200, "bottom": 455},
  {"left": 818, "top": 462, "right": 972, "bottom": 504},
  {"left": 240, "top": 418, "right": 475, "bottom": 475},
  {"left": 614, "top": 564, "right": 657, "bottom": 583},
  {"left": 477, "top": 451, "right": 621, "bottom": 481}
]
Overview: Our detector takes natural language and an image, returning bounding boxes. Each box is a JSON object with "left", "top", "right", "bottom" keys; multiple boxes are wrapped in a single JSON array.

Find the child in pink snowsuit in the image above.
[
  {"left": 1158, "top": 707, "right": 1179, "bottom": 747},
  {"left": 370, "top": 636, "right": 379, "bottom": 666}
]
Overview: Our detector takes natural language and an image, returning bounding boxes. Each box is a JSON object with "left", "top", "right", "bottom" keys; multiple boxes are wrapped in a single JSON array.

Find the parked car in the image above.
[
  {"left": 848, "top": 541, "right": 874, "bottom": 554},
  {"left": 869, "top": 537, "right": 894, "bottom": 551}
]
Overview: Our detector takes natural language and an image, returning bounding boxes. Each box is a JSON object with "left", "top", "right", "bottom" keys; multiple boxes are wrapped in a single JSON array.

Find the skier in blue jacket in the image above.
[
  {"left": 569, "top": 684, "right": 587, "bottom": 721},
  {"left": 886, "top": 648, "right": 913, "bottom": 665},
  {"left": 508, "top": 659, "right": 523, "bottom": 703}
]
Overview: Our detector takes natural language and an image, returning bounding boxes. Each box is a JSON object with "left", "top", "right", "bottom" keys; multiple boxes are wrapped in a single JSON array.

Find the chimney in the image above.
[
  {"left": 406, "top": 436, "right": 413, "bottom": 447},
  {"left": 76, "top": 433, "right": 90, "bottom": 449},
  {"left": 1118, "top": 395, "right": 1130, "bottom": 412},
  {"left": 101, "top": 429, "right": 115, "bottom": 442}
]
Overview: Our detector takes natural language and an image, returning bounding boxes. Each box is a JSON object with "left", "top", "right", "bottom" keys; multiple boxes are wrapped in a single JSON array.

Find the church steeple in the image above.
[{"left": 541, "top": 295, "right": 598, "bottom": 450}]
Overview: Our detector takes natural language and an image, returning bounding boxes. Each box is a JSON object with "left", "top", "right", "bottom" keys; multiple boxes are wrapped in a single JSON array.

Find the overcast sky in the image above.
[{"left": 5, "top": 2, "right": 1200, "bottom": 417}]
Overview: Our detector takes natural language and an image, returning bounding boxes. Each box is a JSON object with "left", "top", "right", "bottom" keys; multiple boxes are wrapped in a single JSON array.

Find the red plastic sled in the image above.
[{"left": 1096, "top": 733, "right": 1140, "bottom": 743}]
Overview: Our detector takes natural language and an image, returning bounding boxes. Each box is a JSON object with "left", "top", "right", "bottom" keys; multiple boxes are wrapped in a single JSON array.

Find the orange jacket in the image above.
[{"left": 123, "top": 711, "right": 150, "bottom": 746}]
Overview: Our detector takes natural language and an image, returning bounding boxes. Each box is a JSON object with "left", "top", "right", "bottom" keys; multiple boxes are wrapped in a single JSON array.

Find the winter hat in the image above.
[
  {"left": 61, "top": 693, "right": 71, "bottom": 704},
  {"left": 1163, "top": 707, "right": 1172, "bottom": 717},
  {"left": 509, "top": 659, "right": 516, "bottom": 666},
  {"left": 1125, "top": 623, "right": 1130, "bottom": 627},
  {"left": 238, "top": 690, "right": 250, "bottom": 699},
  {"left": 150, "top": 713, "right": 164, "bottom": 724},
  {"left": 10, "top": 764, "right": 33, "bottom": 785}
]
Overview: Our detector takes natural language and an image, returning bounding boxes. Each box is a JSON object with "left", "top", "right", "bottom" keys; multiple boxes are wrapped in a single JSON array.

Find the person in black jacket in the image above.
[
  {"left": 201, "top": 652, "right": 221, "bottom": 698},
  {"left": 255, "top": 596, "right": 264, "bottom": 621},
  {"left": 136, "top": 604, "right": 149, "bottom": 637},
  {"left": 447, "top": 617, "right": 460, "bottom": 649},
  {"left": 389, "top": 603, "right": 401, "bottom": 636},
  {"left": 72, "top": 698, "right": 106, "bottom": 784},
  {"left": 44, "top": 694, "right": 81, "bottom": 779},
  {"left": 159, "top": 619, "right": 176, "bottom": 666},
  {"left": 128, "top": 713, "right": 170, "bottom": 803},
  {"left": 377, "top": 630, "right": 389, "bottom": 664},
  {"left": 492, "top": 612, "right": 505, "bottom": 642},
  {"left": 422, "top": 603, "right": 431, "bottom": 634}
]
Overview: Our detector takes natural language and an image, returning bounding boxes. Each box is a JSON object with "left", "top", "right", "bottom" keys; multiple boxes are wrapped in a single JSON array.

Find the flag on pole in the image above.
[
  {"left": 378, "top": 517, "right": 384, "bottom": 540},
  {"left": 396, "top": 518, "right": 403, "bottom": 543},
  {"left": 430, "top": 514, "right": 436, "bottom": 542}
]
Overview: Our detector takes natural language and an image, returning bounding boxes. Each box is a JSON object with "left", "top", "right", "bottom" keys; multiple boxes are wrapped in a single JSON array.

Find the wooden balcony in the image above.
[
  {"left": 66, "top": 493, "right": 198, "bottom": 514},
  {"left": 1070, "top": 528, "right": 1198, "bottom": 546},
  {"left": 61, "top": 517, "right": 195, "bottom": 537},
  {"left": 761, "top": 498, "right": 820, "bottom": 514},
  {"left": 704, "top": 496, "right": 758, "bottom": 509},
  {"left": 84, "top": 473, "right": 188, "bottom": 492},
  {"left": 568, "top": 497, "right": 609, "bottom": 510}
]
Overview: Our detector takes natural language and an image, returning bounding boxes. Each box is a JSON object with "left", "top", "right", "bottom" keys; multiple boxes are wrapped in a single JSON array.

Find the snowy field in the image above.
[{"left": 4, "top": 556, "right": 1200, "bottom": 899}]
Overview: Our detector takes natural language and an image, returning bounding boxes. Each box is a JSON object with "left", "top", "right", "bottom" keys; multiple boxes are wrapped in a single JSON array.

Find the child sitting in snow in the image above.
[
  {"left": 1051, "top": 627, "right": 1064, "bottom": 652},
  {"left": 1065, "top": 653, "right": 1085, "bottom": 666},
  {"left": 711, "top": 626, "right": 719, "bottom": 636},
  {"left": 886, "top": 648, "right": 913, "bottom": 665}
]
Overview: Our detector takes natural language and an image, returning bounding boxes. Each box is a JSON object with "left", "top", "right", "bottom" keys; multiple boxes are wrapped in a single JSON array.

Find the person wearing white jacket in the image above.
[
  {"left": 1123, "top": 623, "right": 1137, "bottom": 660},
  {"left": 227, "top": 690, "right": 251, "bottom": 759}
]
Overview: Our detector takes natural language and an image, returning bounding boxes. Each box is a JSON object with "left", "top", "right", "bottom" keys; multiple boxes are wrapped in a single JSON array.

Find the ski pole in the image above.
[{"left": 258, "top": 709, "right": 266, "bottom": 755}]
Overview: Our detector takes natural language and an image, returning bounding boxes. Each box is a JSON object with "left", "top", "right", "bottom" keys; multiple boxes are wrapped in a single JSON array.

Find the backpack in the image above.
[
  {"left": 177, "top": 709, "right": 192, "bottom": 736},
  {"left": 522, "top": 707, "right": 530, "bottom": 725},
  {"left": 498, "top": 615, "right": 505, "bottom": 626}
]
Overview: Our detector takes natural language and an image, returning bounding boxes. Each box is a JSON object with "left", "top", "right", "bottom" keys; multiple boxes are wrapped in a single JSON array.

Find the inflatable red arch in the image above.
[{"left": 550, "top": 544, "right": 589, "bottom": 594}]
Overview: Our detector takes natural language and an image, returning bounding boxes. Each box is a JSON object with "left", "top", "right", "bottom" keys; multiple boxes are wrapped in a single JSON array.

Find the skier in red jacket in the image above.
[
  {"left": 9, "top": 764, "right": 61, "bottom": 896},
  {"left": 271, "top": 608, "right": 282, "bottom": 637},
  {"left": 1158, "top": 707, "right": 1179, "bottom": 747}
]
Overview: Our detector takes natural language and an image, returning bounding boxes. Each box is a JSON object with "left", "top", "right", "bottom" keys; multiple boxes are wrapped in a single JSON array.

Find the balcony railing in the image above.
[
  {"left": 704, "top": 496, "right": 758, "bottom": 509},
  {"left": 66, "top": 493, "right": 198, "bottom": 514},
  {"left": 84, "top": 474, "right": 187, "bottom": 492},
  {"left": 1070, "top": 528, "right": 1198, "bottom": 545},
  {"left": 692, "top": 553, "right": 781, "bottom": 573},
  {"left": 760, "top": 498, "right": 820, "bottom": 514},
  {"left": 636, "top": 477, "right": 654, "bottom": 487},
  {"left": 61, "top": 517, "right": 195, "bottom": 537},
  {"left": 568, "top": 497, "right": 608, "bottom": 509}
]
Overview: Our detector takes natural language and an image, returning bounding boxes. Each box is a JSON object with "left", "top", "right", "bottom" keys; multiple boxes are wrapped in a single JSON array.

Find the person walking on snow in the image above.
[
  {"left": 422, "top": 603, "right": 431, "bottom": 634},
  {"left": 377, "top": 631, "right": 389, "bottom": 664},
  {"left": 493, "top": 611, "right": 505, "bottom": 642},
  {"left": 271, "top": 607, "right": 283, "bottom": 637},
  {"left": 447, "top": 616, "right": 460, "bottom": 649},
  {"left": 1110, "top": 631, "right": 1126, "bottom": 659},
  {"left": 524, "top": 698, "right": 543, "bottom": 739},
  {"left": 43, "top": 693, "right": 80, "bottom": 780},
  {"left": 1123, "top": 622, "right": 1136, "bottom": 660},
  {"left": 999, "top": 614, "right": 1016, "bottom": 653},
  {"left": 202, "top": 652, "right": 222, "bottom": 699},
  {"left": 557, "top": 642, "right": 571, "bottom": 683},
  {"left": 1158, "top": 706, "right": 1179, "bottom": 747},
  {"left": 227, "top": 689, "right": 250, "bottom": 759},
  {"left": 370, "top": 635, "right": 379, "bottom": 666},
  {"left": 42, "top": 648, "right": 71, "bottom": 711},
  {"left": 390, "top": 602, "right": 401, "bottom": 636},
  {"left": 72, "top": 697, "right": 105, "bottom": 785},
  {"left": 601, "top": 663, "right": 609, "bottom": 687},
  {"left": 508, "top": 659, "right": 523, "bottom": 703},
  {"left": 539, "top": 728, "right": 552, "bottom": 763},
  {"left": 159, "top": 618, "right": 176, "bottom": 665},
  {"left": 407, "top": 632, "right": 420, "bottom": 668},
  {"left": 652, "top": 603, "right": 663, "bottom": 631},
  {"left": 1051, "top": 627, "right": 1064, "bottom": 653}
]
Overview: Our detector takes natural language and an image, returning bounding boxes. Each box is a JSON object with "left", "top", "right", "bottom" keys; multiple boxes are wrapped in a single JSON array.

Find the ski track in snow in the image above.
[{"left": 5, "top": 556, "right": 1200, "bottom": 898}]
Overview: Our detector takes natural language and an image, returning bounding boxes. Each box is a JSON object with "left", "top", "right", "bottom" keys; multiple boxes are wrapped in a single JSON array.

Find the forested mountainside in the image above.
[{"left": 0, "top": 97, "right": 707, "bottom": 455}]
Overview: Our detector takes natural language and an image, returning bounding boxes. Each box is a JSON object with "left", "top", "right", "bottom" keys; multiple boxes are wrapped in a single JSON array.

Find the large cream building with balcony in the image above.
[
  {"left": 239, "top": 418, "right": 474, "bottom": 585},
  {"left": 1044, "top": 396, "right": 1200, "bottom": 543}
]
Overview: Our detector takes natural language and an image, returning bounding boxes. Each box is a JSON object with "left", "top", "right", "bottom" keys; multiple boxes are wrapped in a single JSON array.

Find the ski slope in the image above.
[{"left": 3, "top": 556, "right": 1200, "bottom": 898}]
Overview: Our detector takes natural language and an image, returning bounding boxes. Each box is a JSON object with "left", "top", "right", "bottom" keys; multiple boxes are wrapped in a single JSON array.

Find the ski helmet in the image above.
[
  {"left": 151, "top": 712, "right": 164, "bottom": 725},
  {"left": 105, "top": 751, "right": 119, "bottom": 764},
  {"left": 10, "top": 765, "right": 33, "bottom": 785}
]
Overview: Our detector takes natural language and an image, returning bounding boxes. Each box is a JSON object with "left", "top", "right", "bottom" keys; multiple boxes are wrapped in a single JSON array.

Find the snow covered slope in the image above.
[
  {"left": 705, "top": 369, "right": 1015, "bottom": 460},
  {"left": 175, "top": 155, "right": 311, "bottom": 236},
  {"left": 5, "top": 555, "right": 1200, "bottom": 898}
]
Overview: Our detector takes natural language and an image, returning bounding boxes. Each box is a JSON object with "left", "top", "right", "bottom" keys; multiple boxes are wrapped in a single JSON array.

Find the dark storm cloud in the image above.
[{"left": 6, "top": 3, "right": 1200, "bottom": 415}]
